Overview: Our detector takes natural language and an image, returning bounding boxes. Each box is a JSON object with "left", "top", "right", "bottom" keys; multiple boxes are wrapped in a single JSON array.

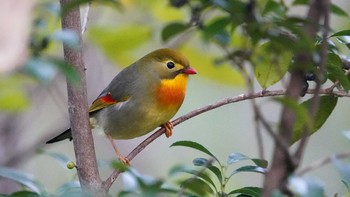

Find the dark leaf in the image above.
[
  {"left": 230, "top": 166, "right": 266, "bottom": 177},
  {"left": 326, "top": 53, "right": 350, "bottom": 92},
  {"left": 170, "top": 165, "right": 217, "bottom": 193},
  {"left": 292, "top": 0, "right": 308, "bottom": 5},
  {"left": 262, "top": 0, "right": 287, "bottom": 17},
  {"left": 251, "top": 158, "right": 268, "bottom": 168},
  {"left": 9, "top": 191, "right": 41, "bottom": 197},
  {"left": 292, "top": 96, "right": 338, "bottom": 143},
  {"left": 228, "top": 186, "right": 262, "bottom": 197},
  {"left": 171, "top": 141, "right": 220, "bottom": 164},
  {"left": 330, "top": 29, "right": 350, "bottom": 37},
  {"left": 181, "top": 177, "right": 214, "bottom": 196},
  {"left": 161, "top": 22, "right": 189, "bottom": 42},
  {"left": 208, "top": 165, "right": 223, "bottom": 186},
  {"left": 202, "top": 17, "right": 230, "bottom": 41},
  {"left": 331, "top": 3, "right": 349, "bottom": 17}
]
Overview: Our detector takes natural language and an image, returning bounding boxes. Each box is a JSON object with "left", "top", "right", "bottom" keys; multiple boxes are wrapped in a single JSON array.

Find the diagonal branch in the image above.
[{"left": 102, "top": 88, "right": 350, "bottom": 189}]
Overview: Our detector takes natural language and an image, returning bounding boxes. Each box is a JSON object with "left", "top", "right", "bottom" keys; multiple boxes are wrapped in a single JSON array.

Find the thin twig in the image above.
[
  {"left": 81, "top": 2, "right": 91, "bottom": 35},
  {"left": 296, "top": 151, "right": 350, "bottom": 176},
  {"left": 103, "top": 88, "right": 350, "bottom": 189},
  {"left": 293, "top": 0, "right": 330, "bottom": 166}
]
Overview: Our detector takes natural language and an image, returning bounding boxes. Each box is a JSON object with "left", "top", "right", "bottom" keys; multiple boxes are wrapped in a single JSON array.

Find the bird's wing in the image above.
[{"left": 89, "top": 91, "right": 118, "bottom": 113}]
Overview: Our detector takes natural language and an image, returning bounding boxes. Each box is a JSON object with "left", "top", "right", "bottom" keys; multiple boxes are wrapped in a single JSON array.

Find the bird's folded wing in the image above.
[{"left": 89, "top": 91, "right": 118, "bottom": 113}]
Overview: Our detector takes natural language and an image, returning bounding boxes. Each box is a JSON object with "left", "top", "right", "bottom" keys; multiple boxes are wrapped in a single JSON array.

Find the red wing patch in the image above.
[{"left": 89, "top": 92, "right": 117, "bottom": 113}]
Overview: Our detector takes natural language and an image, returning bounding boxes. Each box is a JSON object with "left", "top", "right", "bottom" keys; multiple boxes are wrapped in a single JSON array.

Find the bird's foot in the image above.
[
  {"left": 162, "top": 121, "right": 173, "bottom": 138},
  {"left": 107, "top": 134, "right": 130, "bottom": 165}
]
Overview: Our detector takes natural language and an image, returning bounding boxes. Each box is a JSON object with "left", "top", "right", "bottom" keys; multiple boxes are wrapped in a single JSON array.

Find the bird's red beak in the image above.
[{"left": 183, "top": 67, "right": 197, "bottom": 75}]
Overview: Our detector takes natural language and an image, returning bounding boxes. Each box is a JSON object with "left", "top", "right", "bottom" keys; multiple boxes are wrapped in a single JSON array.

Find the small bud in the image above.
[{"left": 67, "top": 161, "right": 76, "bottom": 169}]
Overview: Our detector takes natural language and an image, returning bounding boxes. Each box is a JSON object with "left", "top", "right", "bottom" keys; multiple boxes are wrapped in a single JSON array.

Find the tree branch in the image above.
[
  {"left": 296, "top": 151, "right": 350, "bottom": 176},
  {"left": 59, "top": 0, "right": 105, "bottom": 195},
  {"left": 103, "top": 88, "right": 349, "bottom": 189},
  {"left": 262, "top": 1, "right": 330, "bottom": 195}
]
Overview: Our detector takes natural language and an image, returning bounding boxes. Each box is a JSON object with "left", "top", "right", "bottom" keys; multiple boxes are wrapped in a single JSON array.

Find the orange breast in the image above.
[{"left": 156, "top": 74, "right": 188, "bottom": 108}]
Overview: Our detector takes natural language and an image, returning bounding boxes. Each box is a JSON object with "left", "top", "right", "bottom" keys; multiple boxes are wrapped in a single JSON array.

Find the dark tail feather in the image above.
[{"left": 46, "top": 128, "right": 73, "bottom": 144}]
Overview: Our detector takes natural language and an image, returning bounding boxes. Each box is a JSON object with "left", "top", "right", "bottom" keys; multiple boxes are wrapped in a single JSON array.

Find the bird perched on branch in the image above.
[{"left": 46, "top": 48, "right": 197, "bottom": 164}]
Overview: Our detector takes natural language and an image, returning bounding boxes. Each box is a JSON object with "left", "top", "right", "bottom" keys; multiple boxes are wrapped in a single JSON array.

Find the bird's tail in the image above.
[{"left": 46, "top": 128, "right": 73, "bottom": 144}]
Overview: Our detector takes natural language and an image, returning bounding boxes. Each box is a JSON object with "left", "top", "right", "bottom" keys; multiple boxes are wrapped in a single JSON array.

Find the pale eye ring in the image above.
[{"left": 166, "top": 61, "right": 175, "bottom": 69}]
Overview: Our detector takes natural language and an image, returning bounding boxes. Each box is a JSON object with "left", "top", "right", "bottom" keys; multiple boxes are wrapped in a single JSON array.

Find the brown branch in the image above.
[
  {"left": 102, "top": 88, "right": 350, "bottom": 189},
  {"left": 293, "top": 0, "right": 330, "bottom": 167},
  {"left": 296, "top": 151, "right": 350, "bottom": 176},
  {"left": 60, "top": 0, "right": 105, "bottom": 195},
  {"left": 262, "top": 1, "right": 330, "bottom": 196}
]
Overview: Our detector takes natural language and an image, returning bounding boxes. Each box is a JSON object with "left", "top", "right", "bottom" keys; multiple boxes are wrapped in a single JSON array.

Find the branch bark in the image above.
[
  {"left": 262, "top": 0, "right": 330, "bottom": 196},
  {"left": 59, "top": 0, "right": 105, "bottom": 195},
  {"left": 103, "top": 88, "right": 349, "bottom": 189}
]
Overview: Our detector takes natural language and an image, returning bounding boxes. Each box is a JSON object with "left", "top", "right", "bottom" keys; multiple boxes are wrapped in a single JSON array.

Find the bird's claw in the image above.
[{"left": 162, "top": 121, "right": 173, "bottom": 138}]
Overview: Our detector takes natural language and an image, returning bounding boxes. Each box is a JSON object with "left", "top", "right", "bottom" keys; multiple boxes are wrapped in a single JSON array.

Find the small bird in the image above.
[{"left": 46, "top": 48, "right": 197, "bottom": 163}]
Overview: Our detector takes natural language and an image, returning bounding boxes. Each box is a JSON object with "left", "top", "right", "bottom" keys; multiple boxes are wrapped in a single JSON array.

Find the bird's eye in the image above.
[{"left": 166, "top": 61, "right": 175, "bottom": 69}]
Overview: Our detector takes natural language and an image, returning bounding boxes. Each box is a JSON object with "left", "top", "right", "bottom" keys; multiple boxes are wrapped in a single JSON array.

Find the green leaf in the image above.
[
  {"left": 228, "top": 186, "right": 262, "bottom": 197},
  {"left": 47, "top": 57, "right": 80, "bottom": 83},
  {"left": 111, "top": 160, "right": 129, "bottom": 172},
  {"left": 292, "top": 0, "right": 307, "bottom": 5},
  {"left": 208, "top": 166, "right": 223, "bottom": 186},
  {"left": 0, "top": 75, "right": 30, "bottom": 111},
  {"left": 227, "top": 152, "right": 268, "bottom": 168},
  {"left": 181, "top": 177, "right": 214, "bottom": 196},
  {"left": 161, "top": 22, "right": 189, "bottom": 42},
  {"left": 227, "top": 152, "right": 250, "bottom": 164},
  {"left": 9, "top": 191, "right": 41, "bottom": 197},
  {"left": 61, "top": 0, "right": 122, "bottom": 16},
  {"left": 230, "top": 166, "right": 266, "bottom": 177},
  {"left": 330, "top": 29, "right": 350, "bottom": 37},
  {"left": 193, "top": 157, "right": 210, "bottom": 166},
  {"left": 252, "top": 158, "right": 268, "bottom": 168},
  {"left": 262, "top": 0, "right": 287, "bottom": 17},
  {"left": 202, "top": 17, "right": 230, "bottom": 41},
  {"left": 326, "top": 53, "right": 350, "bottom": 92},
  {"left": 171, "top": 141, "right": 220, "bottom": 164},
  {"left": 172, "top": 166, "right": 217, "bottom": 193},
  {"left": 252, "top": 41, "right": 292, "bottom": 88},
  {"left": 331, "top": 3, "right": 349, "bottom": 17},
  {"left": 24, "top": 57, "right": 79, "bottom": 83},
  {"left": 292, "top": 96, "right": 338, "bottom": 143},
  {"left": 0, "top": 167, "right": 48, "bottom": 195},
  {"left": 87, "top": 25, "right": 151, "bottom": 66}
]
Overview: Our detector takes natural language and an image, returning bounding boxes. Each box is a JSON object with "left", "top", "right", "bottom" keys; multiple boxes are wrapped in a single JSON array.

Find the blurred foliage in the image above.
[
  {"left": 170, "top": 141, "right": 267, "bottom": 196},
  {"left": 87, "top": 25, "right": 152, "bottom": 65}
]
